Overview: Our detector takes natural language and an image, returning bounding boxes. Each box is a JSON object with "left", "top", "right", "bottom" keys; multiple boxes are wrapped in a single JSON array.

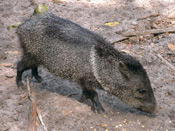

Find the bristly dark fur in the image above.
[
  {"left": 94, "top": 41, "right": 144, "bottom": 73},
  {"left": 119, "top": 54, "right": 144, "bottom": 73}
]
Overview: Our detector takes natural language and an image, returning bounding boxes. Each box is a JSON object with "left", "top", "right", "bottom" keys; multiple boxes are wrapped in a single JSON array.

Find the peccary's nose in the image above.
[{"left": 142, "top": 101, "right": 157, "bottom": 113}]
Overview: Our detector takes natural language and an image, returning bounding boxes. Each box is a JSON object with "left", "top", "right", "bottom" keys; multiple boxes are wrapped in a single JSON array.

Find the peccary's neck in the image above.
[{"left": 90, "top": 41, "right": 123, "bottom": 93}]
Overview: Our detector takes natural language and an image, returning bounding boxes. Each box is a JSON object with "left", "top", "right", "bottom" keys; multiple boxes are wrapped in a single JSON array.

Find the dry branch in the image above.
[
  {"left": 28, "top": 91, "right": 37, "bottom": 131},
  {"left": 121, "top": 27, "right": 175, "bottom": 37},
  {"left": 137, "top": 13, "right": 159, "bottom": 20},
  {"left": 27, "top": 77, "right": 31, "bottom": 99},
  {"left": 157, "top": 54, "right": 175, "bottom": 72},
  {"left": 0, "top": 63, "right": 12, "bottom": 67},
  {"left": 37, "top": 107, "right": 48, "bottom": 131},
  {"left": 111, "top": 37, "right": 129, "bottom": 43},
  {"left": 27, "top": 78, "right": 48, "bottom": 131}
]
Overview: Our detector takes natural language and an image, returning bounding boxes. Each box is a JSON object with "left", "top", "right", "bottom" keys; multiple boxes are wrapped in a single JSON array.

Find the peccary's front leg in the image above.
[
  {"left": 32, "top": 67, "right": 43, "bottom": 83},
  {"left": 87, "top": 90, "right": 105, "bottom": 113},
  {"left": 79, "top": 78, "right": 105, "bottom": 113}
]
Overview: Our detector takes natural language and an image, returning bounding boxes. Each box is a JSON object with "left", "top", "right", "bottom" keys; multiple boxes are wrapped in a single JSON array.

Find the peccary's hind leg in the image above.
[
  {"left": 32, "top": 67, "right": 43, "bottom": 83},
  {"left": 16, "top": 60, "right": 30, "bottom": 87},
  {"left": 16, "top": 54, "right": 39, "bottom": 88}
]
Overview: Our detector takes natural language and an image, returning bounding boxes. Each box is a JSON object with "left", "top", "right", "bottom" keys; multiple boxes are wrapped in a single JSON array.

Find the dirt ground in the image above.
[{"left": 0, "top": 0, "right": 175, "bottom": 131}]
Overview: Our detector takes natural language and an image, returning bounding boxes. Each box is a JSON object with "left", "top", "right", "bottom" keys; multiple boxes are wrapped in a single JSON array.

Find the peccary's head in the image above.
[{"left": 92, "top": 43, "right": 156, "bottom": 113}]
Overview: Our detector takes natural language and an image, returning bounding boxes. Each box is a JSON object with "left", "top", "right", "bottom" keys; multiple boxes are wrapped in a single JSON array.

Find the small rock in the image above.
[{"left": 131, "top": 20, "right": 138, "bottom": 25}]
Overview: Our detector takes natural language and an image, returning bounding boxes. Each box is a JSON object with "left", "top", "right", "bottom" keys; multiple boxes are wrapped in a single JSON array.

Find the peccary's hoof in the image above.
[
  {"left": 91, "top": 104, "right": 105, "bottom": 113},
  {"left": 34, "top": 75, "right": 43, "bottom": 83},
  {"left": 17, "top": 81, "right": 24, "bottom": 88},
  {"left": 79, "top": 95, "right": 87, "bottom": 103}
]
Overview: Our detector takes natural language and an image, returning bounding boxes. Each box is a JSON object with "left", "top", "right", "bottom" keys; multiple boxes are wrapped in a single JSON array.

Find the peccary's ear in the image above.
[
  {"left": 94, "top": 45, "right": 113, "bottom": 59},
  {"left": 119, "top": 61, "right": 131, "bottom": 79},
  {"left": 95, "top": 46, "right": 107, "bottom": 57}
]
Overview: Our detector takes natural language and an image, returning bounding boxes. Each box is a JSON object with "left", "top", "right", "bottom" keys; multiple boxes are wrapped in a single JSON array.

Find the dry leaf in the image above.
[
  {"left": 168, "top": 44, "right": 175, "bottom": 51},
  {"left": 53, "top": 0, "right": 66, "bottom": 4},
  {"left": 18, "top": 103, "right": 23, "bottom": 105},
  {"left": 103, "top": 115, "right": 108, "bottom": 118},
  {"left": 161, "top": 48, "right": 165, "bottom": 53},
  {"left": 36, "top": 121, "right": 39, "bottom": 126},
  {"left": 101, "top": 124, "right": 107, "bottom": 128},
  {"left": 153, "top": 44, "right": 157, "bottom": 48},
  {"left": 121, "top": 50, "right": 130, "bottom": 54},
  {"left": 62, "top": 110, "right": 71, "bottom": 116},
  {"left": 6, "top": 51, "right": 21, "bottom": 54},
  {"left": 165, "top": 32, "right": 169, "bottom": 36},
  {"left": 126, "top": 42, "right": 132, "bottom": 48},
  {"left": 7, "top": 22, "right": 21, "bottom": 30},
  {"left": 105, "top": 22, "right": 119, "bottom": 27},
  {"left": 152, "top": 22, "right": 158, "bottom": 28}
]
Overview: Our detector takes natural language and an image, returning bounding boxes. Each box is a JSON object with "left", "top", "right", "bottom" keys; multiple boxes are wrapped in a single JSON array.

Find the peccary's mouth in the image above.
[
  {"left": 136, "top": 107, "right": 144, "bottom": 112},
  {"left": 137, "top": 103, "right": 156, "bottom": 113}
]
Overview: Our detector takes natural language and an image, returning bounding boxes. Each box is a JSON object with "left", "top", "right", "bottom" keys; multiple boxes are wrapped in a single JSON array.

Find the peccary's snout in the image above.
[
  {"left": 141, "top": 101, "right": 156, "bottom": 113},
  {"left": 138, "top": 96, "right": 157, "bottom": 113}
]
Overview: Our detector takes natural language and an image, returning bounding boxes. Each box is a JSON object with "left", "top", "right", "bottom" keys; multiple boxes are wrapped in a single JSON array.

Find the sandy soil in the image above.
[{"left": 0, "top": 0, "right": 175, "bottom": 130}]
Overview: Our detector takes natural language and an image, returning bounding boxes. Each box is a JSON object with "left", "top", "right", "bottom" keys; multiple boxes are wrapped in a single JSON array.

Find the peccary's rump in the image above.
[{"left": 16, "top": 13, "right": 156, "bottom": 113}]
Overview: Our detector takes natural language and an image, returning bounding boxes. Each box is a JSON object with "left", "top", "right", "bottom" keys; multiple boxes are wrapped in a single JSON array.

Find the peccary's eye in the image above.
[{"left": 137, "top": 89, "right": 147, "bottom": 94}]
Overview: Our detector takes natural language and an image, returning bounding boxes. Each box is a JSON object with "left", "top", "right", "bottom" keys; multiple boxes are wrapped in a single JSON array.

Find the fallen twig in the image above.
[
  {"left": 27, "top": 78, "right": 48, "bottom": 131},
  {"left": 28, "top": 91, "right": 37, "bottom": 131},
  {"left": 27, "top": 77, "right": 31, "bottom": 99},
  {"left": 137, "top": 13, "right": 159, "bottom": 20},
  {"left": 111, "top": 37, "right": 129, "bottom": 43},
  {"left": 37, "top": 107, "right": 48, "bottom": 131},
  {"left": 0, "top": 63, "right": 12, "bottom": 67},
  {"left": 121, "top": 27, "right": 175, "bottom": 37},
  {"left": 157, "top": 54, "right": 175, "bottom": 72}
]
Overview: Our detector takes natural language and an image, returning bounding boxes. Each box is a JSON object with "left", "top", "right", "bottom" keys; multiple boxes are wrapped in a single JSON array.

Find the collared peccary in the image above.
[{"left": 16, "top": 13, "right": 156, "bottom": 113}]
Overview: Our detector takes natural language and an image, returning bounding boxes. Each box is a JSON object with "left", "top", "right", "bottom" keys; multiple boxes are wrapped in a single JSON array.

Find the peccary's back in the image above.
[{"left": 17, "top": 13, "right": 108, "bottom": 80}]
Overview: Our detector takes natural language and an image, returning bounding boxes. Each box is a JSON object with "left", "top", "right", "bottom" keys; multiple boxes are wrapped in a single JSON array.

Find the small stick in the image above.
[
  {"left": 137, "top": 13, "right": 159, "bottom": 20},
  {"left": 157, "top": 54, "right": 175, "bottom": 72},
  {"left": 0, "top": 63, "right": 12, "bottom": 67},
  {"left": 27, "top": 77, "right": 31, "bottom": 99},
  {"left": 111, "top": 37, "right": 129, "bottom": 44},
  {"left": 121, "top": 27, "right": 175, "bottom": 37},
  {"left": 28, "top": 92, "right": 37, "bottom": 131},
  {"left": 27, "top": 78, "right": 48, "bottom": 131},
  {"left": 37, "top": 107, "right": 48, "bottom": 131},
  {"left": 29, "top": 0, "right": 35, "bottom": 5}
]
